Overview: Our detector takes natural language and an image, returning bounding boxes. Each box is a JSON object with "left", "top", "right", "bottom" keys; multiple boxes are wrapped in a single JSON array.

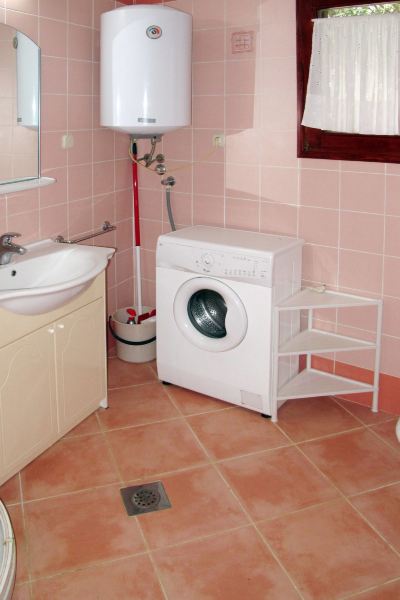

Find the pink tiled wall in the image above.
[
  {"left": 0, "top": 0, "right": 134, "bottom": 319},
  {"left": 135, "top": 0, "right": 400, "bottom": 397}
]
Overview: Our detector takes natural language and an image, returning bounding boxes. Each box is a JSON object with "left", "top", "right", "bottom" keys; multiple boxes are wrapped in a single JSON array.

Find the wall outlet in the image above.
[
  {"left": 61, "top": 134, "right": 74, "bottom": 149},
  {"left": 212, "top": 134, "right": 225, "bottom": 148}
]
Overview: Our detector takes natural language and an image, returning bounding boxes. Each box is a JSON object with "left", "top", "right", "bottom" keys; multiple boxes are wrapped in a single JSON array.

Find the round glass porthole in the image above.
[{"left": 187, "top": 289, "right": 227, "bottom": 339}]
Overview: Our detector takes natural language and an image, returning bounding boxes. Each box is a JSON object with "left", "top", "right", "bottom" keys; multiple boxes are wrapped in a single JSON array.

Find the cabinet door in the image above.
[
  {"left": 56, "top": 298, "right": 106, "bottom": 433},
  {"left": 0, "top": 326, "right": 57, "bottom": 480}
]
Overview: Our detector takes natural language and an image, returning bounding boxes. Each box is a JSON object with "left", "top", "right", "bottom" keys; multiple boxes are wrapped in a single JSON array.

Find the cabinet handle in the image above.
[
  {"left": 57, "top": 324, "right": 65, "bottom": 329},
  {"left": 48, "top": 328, "right": 55, "bottom": 334}
]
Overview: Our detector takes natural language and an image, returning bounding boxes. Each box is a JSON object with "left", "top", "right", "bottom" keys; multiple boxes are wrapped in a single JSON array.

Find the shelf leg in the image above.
[
  {"left": 271, "top": 307, "right": 280, "bottom": 423},
  {"left": 372, "top": 301, "right": 383, "bottom": 413},
  {"left": 306, "top": 309, "right": 313, "bottom": 371}
]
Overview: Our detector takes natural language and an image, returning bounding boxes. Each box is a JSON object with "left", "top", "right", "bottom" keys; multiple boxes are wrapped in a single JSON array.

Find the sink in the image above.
[{"left": 0, "top": 239, "right": 115, "bottom": 315}]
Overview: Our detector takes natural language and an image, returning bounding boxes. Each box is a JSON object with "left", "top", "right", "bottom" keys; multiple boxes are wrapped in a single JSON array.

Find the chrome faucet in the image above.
[{"left": 0, "top": 233, "right": 27, "bottom": 265}]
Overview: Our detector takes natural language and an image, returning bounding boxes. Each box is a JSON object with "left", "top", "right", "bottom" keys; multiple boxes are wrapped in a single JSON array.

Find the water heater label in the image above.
[
  {"left": 138, "top": 118, "right": 157, "bottom": 123},
  {"left": 146, "top": 25, "right": 162, "bottom": 39}
]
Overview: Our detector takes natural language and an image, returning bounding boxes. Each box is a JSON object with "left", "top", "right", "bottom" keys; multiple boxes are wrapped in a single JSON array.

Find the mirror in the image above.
[{"left": 0, "top": 23, "right": 39, "bottom": 186}]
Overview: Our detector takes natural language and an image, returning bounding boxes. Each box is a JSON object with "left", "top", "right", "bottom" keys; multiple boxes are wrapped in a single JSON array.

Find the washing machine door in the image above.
[{"left": 173, "top": 277, "right": 248, "bottom": 352}]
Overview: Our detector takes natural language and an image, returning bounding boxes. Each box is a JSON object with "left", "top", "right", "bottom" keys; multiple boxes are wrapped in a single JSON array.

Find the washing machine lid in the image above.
[
  {"left": 173, "top": 277, "right": 248, "bottom": 352},
  {"left": 158, "top": 226, "right": 303, "bottom": 257}
]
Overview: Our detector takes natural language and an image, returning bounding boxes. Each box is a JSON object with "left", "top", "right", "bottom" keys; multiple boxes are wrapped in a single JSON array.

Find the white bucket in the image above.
[{"left": 109, "top": 306, "right": 156, "bottom": 363}]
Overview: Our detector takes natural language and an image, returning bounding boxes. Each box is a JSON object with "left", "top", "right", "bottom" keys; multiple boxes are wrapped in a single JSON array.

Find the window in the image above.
[{"left": 297, "top": 0, "right": 400, "bottom": 162}]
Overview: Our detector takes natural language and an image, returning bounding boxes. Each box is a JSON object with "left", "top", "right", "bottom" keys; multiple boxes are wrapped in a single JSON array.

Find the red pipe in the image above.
[{"left": 132, "top": 142, "right": 140, "bottom": 247}]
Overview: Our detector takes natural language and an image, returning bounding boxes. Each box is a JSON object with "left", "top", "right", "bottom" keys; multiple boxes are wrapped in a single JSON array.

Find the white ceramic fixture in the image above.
[
  {"left": 156, "top": 226, "right": 303, "bottom": 417},
  {"left": 100, "top": 5, "right": 192, "bottom": 135},
  {"left": 0, "top": 501, "right": 15, "bottom": 600},
  {"left": 0, "top": 239, "right": 115, "bottom": 315}
]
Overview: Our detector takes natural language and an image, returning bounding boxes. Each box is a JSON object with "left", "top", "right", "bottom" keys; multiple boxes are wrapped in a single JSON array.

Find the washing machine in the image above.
[{"left": 156, "top": 226, "right": 303, "bottom": 416}]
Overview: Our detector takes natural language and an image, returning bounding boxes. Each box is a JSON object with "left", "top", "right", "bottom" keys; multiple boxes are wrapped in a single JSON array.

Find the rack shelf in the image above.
[{"left": 271, "top": 289, "right": 382, "bottom": 422}]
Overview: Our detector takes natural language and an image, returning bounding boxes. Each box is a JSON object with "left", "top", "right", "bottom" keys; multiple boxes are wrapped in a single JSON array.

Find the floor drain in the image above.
[{"left": 120, "top": 481, "right": 171, "bottom": 516}]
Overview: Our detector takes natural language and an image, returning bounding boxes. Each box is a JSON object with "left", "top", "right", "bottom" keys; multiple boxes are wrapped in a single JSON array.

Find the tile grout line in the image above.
[
  {"left": 339, "top": 576, "right": 400, "bottom": 599},
  {"left": 179, "top": 406, "right": 306, "bottom": 600}
]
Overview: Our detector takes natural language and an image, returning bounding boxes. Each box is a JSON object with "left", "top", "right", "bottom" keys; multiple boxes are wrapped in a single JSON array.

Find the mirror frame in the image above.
[{"left": 297, "top": 0, "right": 400, "bottom": 163}]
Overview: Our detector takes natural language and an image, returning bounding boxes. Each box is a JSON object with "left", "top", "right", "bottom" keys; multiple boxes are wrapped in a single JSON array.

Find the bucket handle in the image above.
[{"left": 108, "top": 316, "right": 156, "bottom": 346}]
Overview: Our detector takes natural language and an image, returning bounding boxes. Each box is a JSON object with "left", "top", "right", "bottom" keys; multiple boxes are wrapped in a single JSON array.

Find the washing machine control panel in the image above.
[{"left": 196, "top": 250, "right": 273, "bottom": 285}]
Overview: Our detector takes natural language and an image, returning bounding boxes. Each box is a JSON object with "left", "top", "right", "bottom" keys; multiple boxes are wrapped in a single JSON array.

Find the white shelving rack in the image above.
[{"left": 271, "top": 289, "right": 383, "bottom": 422}]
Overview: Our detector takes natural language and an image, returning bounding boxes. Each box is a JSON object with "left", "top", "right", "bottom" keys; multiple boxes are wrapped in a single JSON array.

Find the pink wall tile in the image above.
[
  {"left": 93, "top": 129, "right": 115, "bottom": 163},
  {"left": 94, "top": 160, "right": 114, "bottom": 195},
  {"left": 340, "top": 211, "right": 384, "bottom": 254},
  {"left": 194, "top": 163, "right": 224, "bottom": 197},
  {"left": 300, "top": 170, "right": 339, "bottom": 209},
  {"left": 193, "top": 29, "right": 225, "bottom": 62},
  {"left": 226, "top": 60, "right": 257, "bottom": 95},
  {"left": 341, "top": 172, "right": 385, "bottom": 214},
  {"left": 225, "top": 163, "right": 259, "bottom": 200},
  {"left": 69, "top": 197, "right": 93, "bottom": 236},
  {"left": 6, "top": 10, "right": 38, "bottom": 42},
  {"left": 116, "top": 188, "right": 133, "bottom": 222},
  {"left": 299, "top": 207, "right": 339, "bottom": 247},
  {"left": 261, "top": 167, "right": 298, "bottom": 204},
  {"left": 41, "top": 94, "right": 68, "bottom": 131},
  {"left": 7, "top": 0, "right": 38, "bottom": 14},
  {"left": 39, "top": 18, "right": 67, "bottom": 57},
  {"left": 260, "top": 130, "right": 298, "bottom": 168},
  {"left": 68, "top": 60, "right": 93, "bottom": 95},
  {"left": 68, "top": 95, "right": 92, "bottom": 130},
  {"left": 385, "top": 216, "right": 400, "bottom": 257},
  {"left": 384, "top": 257, "right": 400, "bottom": 298},
  {"left": 68, "top": 0, "right": 93, "bottom": 27},
  {"left": 226, "top": 197, "right": 259, "bottom": 231},
  {"left": 163, "top": 191, "right": 192, "bottom": 226},
  {"left": 193, "top": 194, "right": 224, "bottom": 227},
  {"left": 68, "top": 163, "right": 92, "bottom": 201},
  {"left": 302, "top": 245, "right": 338, "bottom": 287},
  {"left": 39, "top": 167, "right": 68, "bottom": 206},
  {"left": 67, "top": 23, "right": 92, "bottom": 61},
  {"left": 193, "top": 96, "right": 224, "bottom": 129},
  {"left": 386, "top": 176, "right": 400, "bottom": 216},
  {"left": 163, "top": 128, "right": 193, "bottom": 162},
  {"left": 339, "top": 250, "right": 383, "bottom": 294},
  {"left": 8, "top": 210, "right": 39, "bottom": 243},
  {"left": 68, "top": 131, "right": 93, "bottom": 166},
  {"left": 193, "top": 61, "right": 224, "bottom": 96},
  {"left": 41, "top": 132, "right": 67, "bottom": 169},
  {"left": 225, "top": 95, "right": 259, "bottom": 130},
  {"left": 39, "top": 0, "right": 67, "bottom": 21},
  {"left": 39, "top": 203, "right": 67, "bottom": 239},
  {"left": 193, "top": 0, "right": 224, "bottom": 29},
  {"left": 138, "top": 189, "right": 162, "bottom": 221},
  {"left": 226, "top": 0, "right": 260, "bottom": 27},
  {"left": 260, "top": 202, "right": 298, "bottom": 237},
  {"left": 381, "top": 336, "right": 400, "bottom": 378},
  {"left": 41, "top": 57, "right": 67, "bottom": 94},
  {"left": 93, "top": 192, "right": 115, "bottom": 227}
]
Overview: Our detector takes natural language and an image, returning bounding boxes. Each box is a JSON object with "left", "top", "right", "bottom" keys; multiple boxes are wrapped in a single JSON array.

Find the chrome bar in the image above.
[{"left": 54, "top": 221, "right": 116, "bottom": 244}]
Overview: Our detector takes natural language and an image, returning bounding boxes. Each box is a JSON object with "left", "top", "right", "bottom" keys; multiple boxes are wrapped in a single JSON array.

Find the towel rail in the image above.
[{"left": 54, "top": 221, "right": 116, "bottom": 244}]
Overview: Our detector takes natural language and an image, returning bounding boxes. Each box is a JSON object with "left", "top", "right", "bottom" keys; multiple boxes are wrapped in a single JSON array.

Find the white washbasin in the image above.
[{"left": 0, "top": 239, "right": 115, "bottom": 315}]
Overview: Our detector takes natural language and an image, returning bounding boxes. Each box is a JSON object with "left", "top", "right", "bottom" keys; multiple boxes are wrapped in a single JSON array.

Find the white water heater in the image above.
[{"left": 100, "top": 5, "right": 192, "bottom": 136}]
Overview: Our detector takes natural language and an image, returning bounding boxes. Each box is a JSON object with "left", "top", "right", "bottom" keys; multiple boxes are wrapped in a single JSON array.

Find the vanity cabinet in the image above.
[{"left": 0, "top": 274, "right": 108, "bottom": 485}]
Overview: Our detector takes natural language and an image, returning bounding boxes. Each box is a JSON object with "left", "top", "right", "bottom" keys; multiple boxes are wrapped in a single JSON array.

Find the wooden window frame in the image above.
[{"left": 297, "top": 0, "right": 400, "bottom": 163}]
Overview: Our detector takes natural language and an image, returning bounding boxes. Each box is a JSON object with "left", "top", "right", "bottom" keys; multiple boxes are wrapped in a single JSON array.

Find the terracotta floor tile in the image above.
[
  {"left": 188, "top": 407, "right": 290, "bottom": 460},
  {"left": 107, "top": 419, "right": 208, "bottom": 480},
  {"left": 64, "top": 413, "right": 101, "bottom": 437},
  {"left": 8, "top": 504, "right": 28, "bottom": 585},
  {"left": 25, "top": 485, "right": 145, "bottom": 577},
  {"left": 218, "top": 446, "right": 338, "bottom": 521},
  {"left": 336, "top": 398, "right": 394, "bottom": 425},
  {"left": 31, "top": 555, "right": 164, "bottom": 600},
  {"left": 21, "top": 434, "right": 119, "bottom": 501},
  {"left": 277, "top": 396, "right": 362, "bottom": 442},
  {"left": 152, "top": 526, "right": 301, "bottom": 600},
  {"left": 107, "top": 357, "right": 156, "bottom": 389},
  {"left": 0, "top": 474, "right": 21, "bottom": 505},
  {"left": 166, "top": 384, "right": 228, "bottom": 416},
  {"left": 139, "top": 465, "right": 247, "bottom": 549},
  {"left": 11, "top": 584, "right": 31, "bottom": 600},
  {"left": 369, "top": 419, "right": 400, "bottom": 452},
  {"left": 98, "top": 383, "right": 179, "bottom": 430},
  {"left": 301, "top": 429, "right": 400, "bottom": 495},
  {"left": 351, "top": 483, "right": 400, "bottom": 552},
  {"left": 350, "top": 580, "right": 400, "bottom": 599},
  {"left": 259, "top": 499, "right": 400, "bottom": 600}
]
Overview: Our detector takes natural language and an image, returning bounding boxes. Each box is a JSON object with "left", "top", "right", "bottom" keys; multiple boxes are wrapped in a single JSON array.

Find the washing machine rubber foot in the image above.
[
  {"left": 161, "top": 381, "right": 171, "bottom": 385},
  {"left": 261, "top": 413, "right": 271, "bottom": 419}
]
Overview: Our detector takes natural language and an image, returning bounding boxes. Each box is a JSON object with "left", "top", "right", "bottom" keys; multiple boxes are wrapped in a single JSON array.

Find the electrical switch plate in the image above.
[
  {"left": 61, "top": 134, "right": 74, "bottom": 149},
  {"left": 231, "top": 31, "right": 254, "bottom": 54},
  {"left": 212, "top": 134, "right": 225, "bottom": 148}
]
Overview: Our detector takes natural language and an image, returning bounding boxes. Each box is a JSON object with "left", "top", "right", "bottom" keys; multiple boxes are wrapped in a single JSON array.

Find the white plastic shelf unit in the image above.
[{"left": 271, "top": 289, "right": 383, "bottom": 422}]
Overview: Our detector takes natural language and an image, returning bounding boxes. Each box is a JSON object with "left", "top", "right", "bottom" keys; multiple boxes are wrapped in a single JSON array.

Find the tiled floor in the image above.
[{"left": 3, "top": 358, "right": 400, "bottom": 599}]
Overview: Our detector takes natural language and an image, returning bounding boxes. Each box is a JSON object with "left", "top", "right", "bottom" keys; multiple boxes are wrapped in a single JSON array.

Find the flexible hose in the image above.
[{"left": 165, "top": 186, "right": 176, "bottom": 231}]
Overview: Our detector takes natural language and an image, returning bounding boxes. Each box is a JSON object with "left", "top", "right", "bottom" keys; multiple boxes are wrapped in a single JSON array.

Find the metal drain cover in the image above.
[{"left": 120, "top": 481, "right": 171, "bottom": 516}]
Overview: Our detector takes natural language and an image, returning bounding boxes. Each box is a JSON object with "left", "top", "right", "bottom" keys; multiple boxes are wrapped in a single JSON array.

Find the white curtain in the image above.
[{"left": 302, "top": 14, "right": 400, "bottom": 135}]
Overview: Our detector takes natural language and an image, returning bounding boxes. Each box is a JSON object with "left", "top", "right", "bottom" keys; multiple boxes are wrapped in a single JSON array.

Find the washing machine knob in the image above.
[{"left": 201, "top": 253, "right": 214, "bottom": 267}]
